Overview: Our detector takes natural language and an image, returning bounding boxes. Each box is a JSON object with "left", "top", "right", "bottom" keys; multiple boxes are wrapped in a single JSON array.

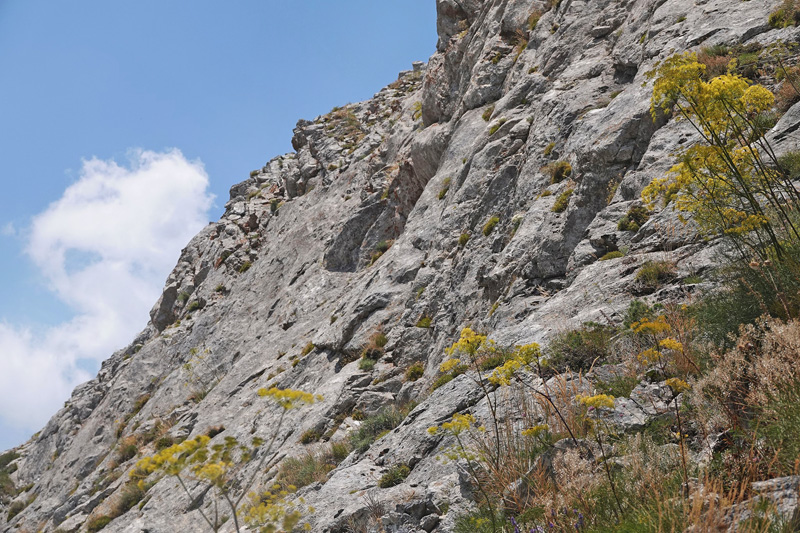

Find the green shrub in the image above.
[
  {"left": 301, "top": 342, "right": 315, "bottom": 357},
  {"left": 349, "top": 405, "right": 413, "bottom": 453},
  {"left": 459, "top": 233, "right": 471, "bottom": 247},
  {"left": 238, "top": 261, "right": 253, "bottom": 273},
  {"left": 373, "top": 332, "right": 388, "bottom": 348},
  {"left": 623, "top": 299, "right": 661, "bottom": 329},
  {"left": 759, "top": 380, "right": 800, "bottom": 473},
  {"left": 186, "top": 300, "right": 201, "bottom": 313},
  {"left": 277, "top": 441, "right": 350, "bottom": 490},
  {"left": 489, "top": 118, "right": 507, "bottom": 135},
  {"left": 769, "top": 0, "right": 800, "bottom": 27},
  {"left": 543, "top": 142, "right": 555, "bottom": 156},
  {"left": 155, "top": 436, "right": 175, "bottom": 451},
  {"left": 551, "top": 188, "right": 574, "bottom": 213},
  {"left": 113, "top": 482, "right": 144, "bottom": 516},
  {"left": 482, "top": 105, "right": 495, "bottom": 122},
  {"left": 6, "top": 500, "right": 26, "bottom": 521},
  {"left": 539, "top": 189, "right": 553, "bottom": 197},
  {"left": 596, "top": 375, "right": 639, "bottom": 398},
  {"left": 358, "top": 357, "right": 377, "bottom": 371},
  {"left": 378, "top": 464, "right": 410, "bottom": 488},
  {"left": 116, "top": 438, "right": 138, "bottom": 463},
  {"left": 177, "top": 291, "right": 190, "bottom": 303},
  {"left": 617, "top": 206, "right": 651, "bottom": 232},
  {"left": 438, "top": 177, "right": 452, "bottom": 200},
  {"left": 431, "top": 374, "right": 455, "bottom": 390},
  {"left": 299, "top": 429, "right": 321, "bottom": 445},
  {"left": 547, "top": 322, "right": 615, "bottom": 373},
  {"left": 416, "top": 316, "right": 432, "bottom": 328},
  {"left": 87, "top": 515, "right": 113, "bottom": 532},
  {"left": 404, "top": 362, "right": 424, "bottom": 381},
  {"left": 600, "top": 250, "right": 624, "bottom": 261},
  {"left": 528, "top": 9, "right": 542, "bottom": 30},
  {"left": 635, "top": 260, "right": 676, "bottom": 290},
  {"left": 431, "top": 364, "right": 468, "bottom": 391},
  {"left": 543, "top": 160, "right": 572, "bottom": 183},
  {"left": 482, "top": 216, "right": 500, "bottom": 236}
]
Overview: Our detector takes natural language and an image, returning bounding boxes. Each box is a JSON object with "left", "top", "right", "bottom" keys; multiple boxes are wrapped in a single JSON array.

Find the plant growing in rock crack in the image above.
[
  {"left": 133, "top": 387, "right": 320, "bottom": 533},
  {"left": 183, "top": 347, "right": 222, "bottom": 404}
]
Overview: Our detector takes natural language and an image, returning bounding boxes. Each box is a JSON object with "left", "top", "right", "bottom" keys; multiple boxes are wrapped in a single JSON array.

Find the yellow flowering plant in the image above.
[
  {"left": 132, "top": 387, "right": 319, "bottom": 533},
  {"left": 644, "top": 52, "right": 800, "bottom": 262}
]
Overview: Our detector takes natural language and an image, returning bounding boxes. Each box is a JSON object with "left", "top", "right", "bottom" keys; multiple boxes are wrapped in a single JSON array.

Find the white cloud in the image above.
[
  {"left": 1, "top": 222, "right": 15, "bottom": 237},
  {"left": 0, "top": 149, "right": 213, "bottom": 438}
]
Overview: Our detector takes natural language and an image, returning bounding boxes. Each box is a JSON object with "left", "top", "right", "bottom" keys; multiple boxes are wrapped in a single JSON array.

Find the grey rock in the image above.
[{"left": 3, "top": 0, "right": 798, "bottom": 531}]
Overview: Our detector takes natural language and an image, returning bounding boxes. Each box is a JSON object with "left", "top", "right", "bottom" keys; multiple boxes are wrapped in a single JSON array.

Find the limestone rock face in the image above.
[{"left": 3, "top": 0, "right": 800, "bottom": 531}]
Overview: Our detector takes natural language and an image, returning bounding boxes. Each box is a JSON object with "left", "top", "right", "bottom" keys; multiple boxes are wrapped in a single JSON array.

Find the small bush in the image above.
[
  {"left": 155, "top": 436, "right": 175, "bottom": 451},
  {"left": 482, "top": 216, "right": 500, "bottom": 236},
  {"left": 769, "top": 0, "right": 800, "bottom": 28},
  {"left": 482, "top": 105, "right": 495, "bottom": 122},
  {"left": 618, "top": 206, "right": 651, "bottom": 232},
  {"left": 528, "top": 8, "right": 542, "bottom": 30},
  {"left": 459, "top": 233, "right": 471, "bottom": 247},
  {"left": 299, "top": 429, "right": 321, "bottom": 445},
  {"left": 113, "top": 482, "right": 144, "bottom": 516},
  {"left": 438, "top": 177, "right": 452, "bottom": 200},
  {"left": 358, "top": 357, "right": 377, "bottom": 371},
  {"left": 547, "top": 322, "right": 615, "bottom": 373},
  {"left": 301, "top": 342, "right": 315, "bottom": 357},
  {"left": 238, "top": 261, "right": 253, "bottom": 273},
  {"left": 87, "top": 515, "right": 113, "bottom": 532},
  {"left": 596, "top": 375, "right": 639, "bottom": 398},
  {"left": 6, "top": 500, "right": 26, "bottom": 521},
  {"left": 551, "top": 188, "right": 574, "bottom": 213},
  {"left": 600, "top": 250, "right": 624, "bottom": 261},
  {"left": 416, "top": 316, "right": 432, "bottom": 328},
  {"left": 349, "top": 406, "right": 413, "bottom": 453},
  {"left": 278, "top": 441, "right": 350, "bottom": 490},
  {"left": 177, "top": 291, "right": 190, "bottom": 303},
  {"left": 405, "top": 362, "right": 424, "bottom": 381},
  {"left": 432, "top": 364, "right": 468, "bottom": 391},
  {"left": 635, "top": 260, "right": 676, "bottom": 290},
  {"left": 116, "top": 437, "right": 138, "bottom": 463},
  {"left": 543, "top": 142, "right": 555, "bottom": 156},
  {"left": 431, "top": 374, "right": 455, "bottom": 390},
  {"left": 186, "top": 300, "right": 201, "bottom": 313},
  {"left": 378, "top": 464, "right": 410, "bottom": 488},
  {"left": 489, "top": 118, "right": 507, "bottom": 135},
  {"left": 543, "top": 160, "right": 572, "bottom": 183}
]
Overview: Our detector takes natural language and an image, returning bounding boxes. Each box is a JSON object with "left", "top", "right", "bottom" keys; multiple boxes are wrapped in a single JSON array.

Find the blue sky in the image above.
[{"left": 0, "top": 1, "right": 437, "bottom": 451}]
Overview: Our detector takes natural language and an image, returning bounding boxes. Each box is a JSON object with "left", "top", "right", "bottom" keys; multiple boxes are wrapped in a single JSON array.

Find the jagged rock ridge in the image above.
[{"left": 2, "top": 0, "right": 799, "bottom": 531}]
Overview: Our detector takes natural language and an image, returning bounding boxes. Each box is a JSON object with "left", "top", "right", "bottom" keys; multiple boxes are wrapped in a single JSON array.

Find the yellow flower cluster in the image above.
[
  {"left": 521, "top": 424, "right": 549, "bottom": 437},
  {"left": 632, "top": 316, "right": 671, "bottom": 335},
  {"left": 428, "top": 413, "right": 476, "bottom": 436},
  {"left": 243, "top": 488, "right": 311, "bottom": 533},
  {"left": 439, "top": 358, "right": 463, "bottom": 373},
  {"left": 665, "top": 378, "right": 691, "bottom": 394},
  {"left": 659, "top": 338, "right": 683, "bottom": 351},
  {"left": 135, "top": 435, "right": 211, "bottom": 477},
  {"left": 257, "top": 387, "right": 322, "bottom": 409},
  {"left": 487, "top": 342, "right": 542, "bottom": 386},
  {"left": 643, "top": 52, "right": 787, "bottom": 242},
  {"left": 637, "top": 348, "right": 663, "bottom": 365},
  {"left": 577, "top": 394, "right": 615, "bottom": 410},
  {"left": 445, "top": 327, "right": 493, "bottom": 356}
]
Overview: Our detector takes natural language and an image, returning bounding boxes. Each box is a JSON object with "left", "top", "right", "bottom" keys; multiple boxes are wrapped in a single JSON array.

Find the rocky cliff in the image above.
[{"left": 3, "top": 0, "right": 800, "bottom": 531}]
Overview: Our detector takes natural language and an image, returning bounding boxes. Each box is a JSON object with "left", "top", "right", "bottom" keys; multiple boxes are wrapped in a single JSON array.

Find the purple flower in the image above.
[{"left": 510, "top": 516, "right": 520, "bottom": 533}]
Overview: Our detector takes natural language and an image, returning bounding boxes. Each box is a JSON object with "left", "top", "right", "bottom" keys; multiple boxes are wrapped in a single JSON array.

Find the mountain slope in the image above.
[{"left": 3, "top": 0, "right": 799, "bottom": 531}]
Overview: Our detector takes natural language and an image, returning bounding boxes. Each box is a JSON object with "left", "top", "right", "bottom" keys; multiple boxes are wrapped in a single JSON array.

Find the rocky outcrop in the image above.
[{"left": 3, "top": 0, "right": 800, "bottom": 532}]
